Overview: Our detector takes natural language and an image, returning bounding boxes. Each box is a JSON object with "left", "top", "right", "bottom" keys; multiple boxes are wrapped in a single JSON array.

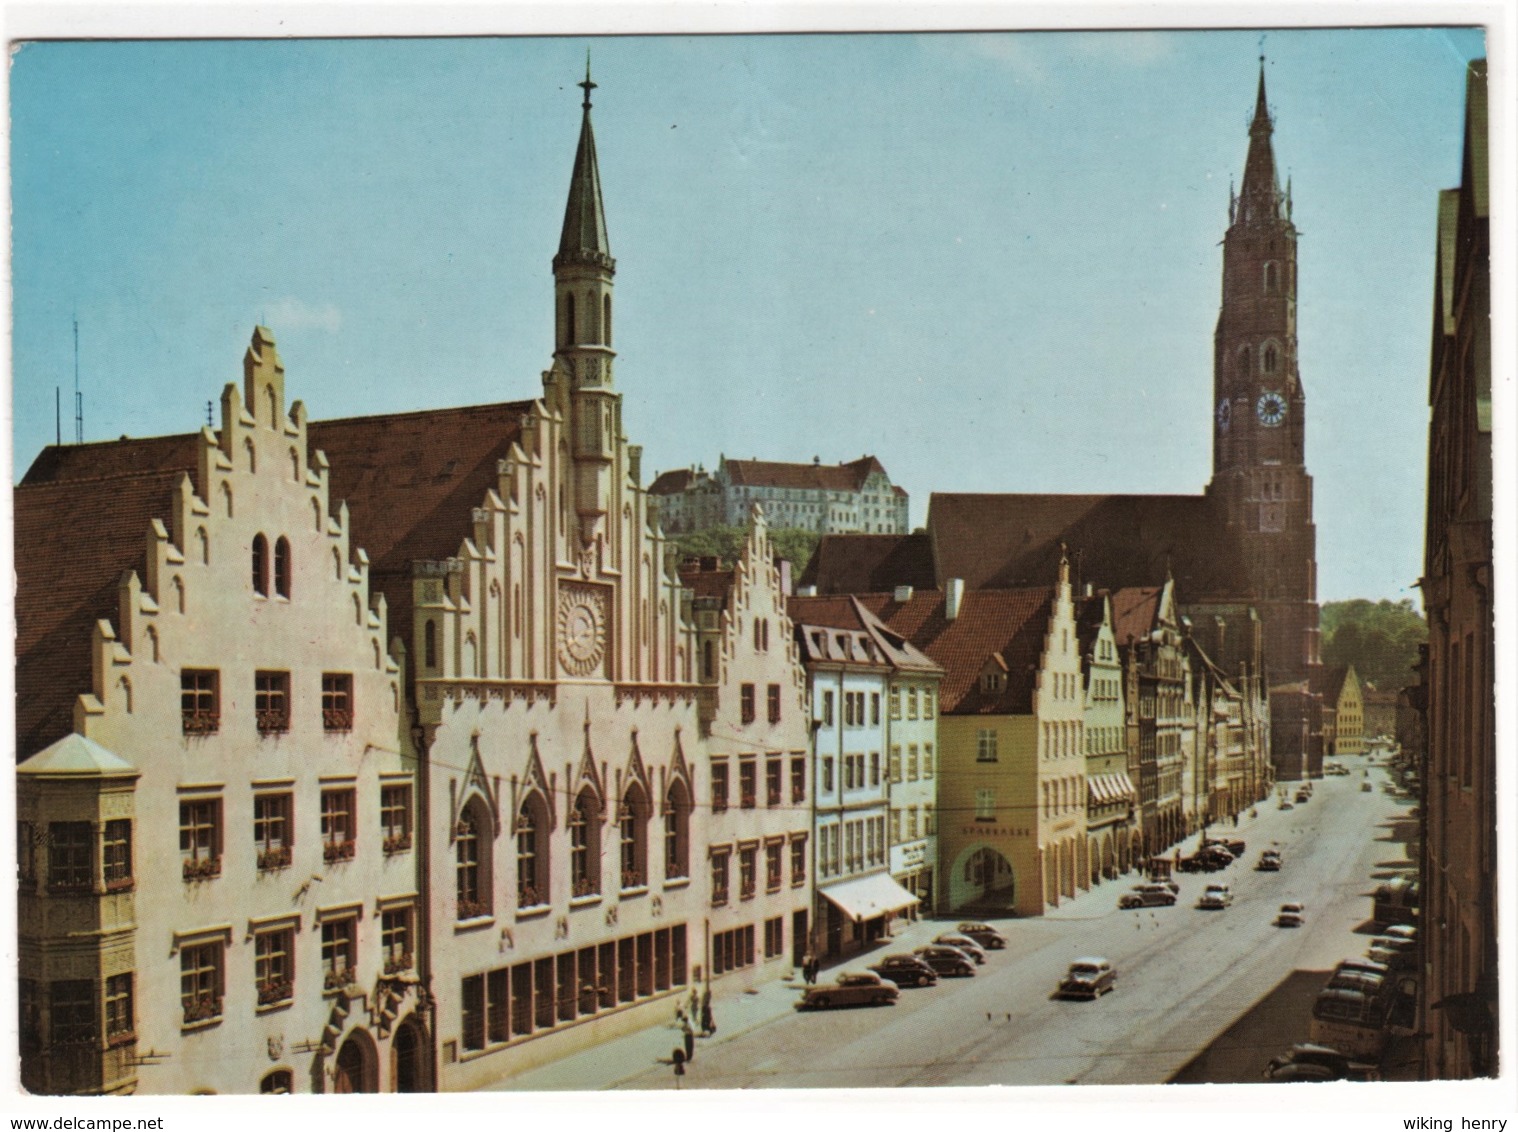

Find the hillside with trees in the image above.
[
  {"left": 1321, "top": 598, "right": 1427, "bottom": 693},
  {"left": 669, "top": 525, "right": 822, "bottom": 577}
]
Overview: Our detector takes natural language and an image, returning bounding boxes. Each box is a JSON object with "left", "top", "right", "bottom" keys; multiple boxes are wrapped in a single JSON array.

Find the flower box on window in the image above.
[
  {"left": 182, "top": 995, "right": 222, "bottom": 1024},
  {"left": 104, "top": 877, "right": 135, "bottom": 894},
  {"left": 621, "top": 869, "right": 645, "bottom": 890},
  {"left": 258, "top": 846, "right": 292, "bottom": 872},
  {"left": 322, "top": 840, "right": 356, "bottom": 864},
  {"left": 384, "top": 952, "right": 414, "bottom": 976},
  {"left": 323, "top": 970, "right": 350, "bottom": 993},
  {"left": 571, "top": 877, "right": 598, "bottom": 899},
  {"left": 383, "top": 834, "right": 412, "bottom": 855},
  {"left": 322, "top": 708, "right": 354, "bottom": 733},
  {"left": 182, "top": 857, "right": 222, "bottom": 881},
  {"left": 740, "top": 793, "right": 756, "bottom": 809},
  {"left": 46, "top": 879, "right": 94, "bottom": 896},
  {"left": 182, "top": 711, "right": 220, "bottom": 737},
  {"left": 255, "top": 709, "right": 289, "bottom": 735},
  {"left": 257, "top": 979, "right": 294, "bottom": 1006},
  {"left": 457, "top": 898, "right": 491, "bottom": 921},
  {"left": 517, "top": 884, "right": 541, "bottom": 907}
]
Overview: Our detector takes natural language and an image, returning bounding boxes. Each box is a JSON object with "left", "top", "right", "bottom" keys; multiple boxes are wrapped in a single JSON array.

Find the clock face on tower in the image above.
[
  {"left": 1216, "top": 399, "right": 1232, "bottom": 433},
  {"left": 557, "top": 585, "right": 608, "bottom": 676},
  {"left": 1255, "top": 391, "right": 1288, "bottom": 427}
]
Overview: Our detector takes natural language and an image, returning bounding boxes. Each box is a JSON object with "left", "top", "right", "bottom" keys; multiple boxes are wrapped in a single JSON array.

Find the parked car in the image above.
[
  {"left": 1368, "top": 936, "right": 1416, "bottom": 969},
  {"left": 1294, "top": 789, "right": 1311, "bottom": 804},
  {"left": 933, "top": 933, "right": 988, "bottom": 965},
  {"left": 1325, "top": 969, "right": 1387, "bottom": 998},
  {"left": 1203, "top": 837, "right": 1247, "bottom": 856},
  {"left": 1335, "top": 957, "right": 1391, "bottom": 980},
  {"left": 867, "top": 954, "right": 939, "bottom": 988},
  {"left": 1056, "top": 957, "right": 1116, "bottom": 1000},
  {"left": 1361, "top": 782, "right": 1375, "bottom": 792},
  {"left": 914, "top": 945, "right": 976, "bottom": 977},
  {"left": 1264, "top": 1043, "right": 1379, "bottom": 1082},
  {"left": 795, "top": 970, "right": 899, "bottom": 1010},
  {"left": 1119, "top": 884, "right": 1178, "bottom": 909},
  {"left": 1278, "top": 800, "right": 1295, "bottom": 810},
  {"left": 956, "top": 922, "right": 1009, "bottom": 950},
  {"left": 1383, "top": 923, "right": 1418, "bottom": 944},
  {"left": 1256, "top": 851, "right": 1283, "bottom": 872},
  {"left": 1198, "top": 884, "right": 1233, "bottom": 910},
  {"left": 1276, "top": 902, "right": 1306, "bottom": 927}
]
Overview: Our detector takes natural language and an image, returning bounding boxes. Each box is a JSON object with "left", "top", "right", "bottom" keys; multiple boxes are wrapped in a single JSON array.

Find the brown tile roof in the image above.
[
  {"left": 927, "top": 493, "right": 1249, "bottom": 600},
  {"left": 722, "top": 455, "right": 890, "bottom": 493},
  {"left": 677, "top": 563, "right": 735, "bottom": 602},
  {"left": 797, "top": 532, "right": 935, "bottom": 593},
  {"left": 798, "top": 589, "right": 1054, "bottom": 715},
  {"left": 21, "top": 433, "right": 200, "bottom": 487},
  {"left": 15, "top": 469, "right": 186, "bottom": 758},
  {"left": 1309, "top": 665, "right": 1351, "bottom": 704},
  {"left": 648, "top": 468, "right": 697, "bottom": 496},
  {"left": 786, "top": 595, "right": 941, "bottom": 677},
  {"left": 1109, "top": 587, "right": 1163, "bottom": 649}
]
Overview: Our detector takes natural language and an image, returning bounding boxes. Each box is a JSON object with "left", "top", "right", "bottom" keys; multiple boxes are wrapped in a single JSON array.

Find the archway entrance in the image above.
[
  {"left": 950, "top": 844, "right": 1015, "bottom": 914},
  {"left": 391, "top": 1016, "right": 428, "bottom": 1093},
  {"left": 333, "top": 1031, "right": 376, "bottom": 1093}
]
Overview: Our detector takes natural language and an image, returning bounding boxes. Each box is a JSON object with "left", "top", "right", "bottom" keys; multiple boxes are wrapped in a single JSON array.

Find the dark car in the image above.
[
  {"left": 956, "top": 922, "right": 1009, "bottom": 950},
  {"left": 1056, "top": 957, "right": 1115, "bottom": 1000},
  {"left": 914, "top": 945, "right": 976, "bottom": 977},
  {"left": 868, "top": 954, "right": 938, "bottom": 988},
  {"left": 933, "top": 933, "right": 988, "bottom": 964},
  {"left": 1264, "top": 1043, "right": 1378, "bottom": 1082},
  {"left": 795, "top": 971, "right": 899, "bottom": 1010}
]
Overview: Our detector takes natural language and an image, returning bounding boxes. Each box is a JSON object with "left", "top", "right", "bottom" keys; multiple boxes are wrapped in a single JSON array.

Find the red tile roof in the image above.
[
  {"left": 722, "top": 455, "right": 891, "bottom": 493},
  {"left": 1309, "top": 665, "right": 1352, "bottom": 704},
  {"left": 677, "top": 563, "right": 736, "bottom": 601},
  {"left": 648, "top": 468, "right": 698, "bottom": 496},
  {"left": 797, "top": 532, "right": 935, "bottom": 593},
  {"left": 1109, "top": 587, "right": 1163, "bottom": 649}
]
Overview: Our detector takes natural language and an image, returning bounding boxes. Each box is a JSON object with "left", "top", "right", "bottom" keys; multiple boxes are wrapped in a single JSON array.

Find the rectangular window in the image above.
[
  {"left": 907, "top": 807, "right": 919, "bottom": 839},
  {"left": 790, "top": 835, "right": 808, "bottom": 886},
  {"left": 18, "top": 821, "right": 35, "bottom": 887},
  {"left": 975, "top": 789, "right": 996, "bottom": 822},
  {"left": 47, "top": 821, "right": 93, "bottom": 892},
  {"left": 843, "top": 756, "right": 855, "bottom": 791},
  {"left": 179, "top": 799, "right": 222, "bottom": 880},
  {"left": 822, "top": 690, "right": 834, "bottom": 727},
  {"left": 925, "top": 803, "right": 936, "bottom": 835},
  {"left": 255, "top": 671, "right": 290, "bottom": 735},
  {"left": 710, "top": 851, "right": 730, "bottom": 906},
  {"left": 104, "top": 973, "right": 134, "bottom": 1042},
  {"left": 842, "top": 692, "right": 854, "bottom": 728},
  {"left": 822, "top": 757, "right": 834, "bottom": 793},
  {"left": 739, "top": 759, "right": 757, "bottom": 809},
  {"left": 254, "top": 793, "right": 293, "bottom": 871},
  {"left": 382, "top": 906, "right": 414, "bottom": 974},
  {"left": 871, "top": 692, "right": 880, "bottom": 726},
  {"left": 765, "top": 841, "right": 783, "bottom": 892},
  {"left": 890, "top": 688, "right": 902, "bottom": 719},
  {"left": 711, "top": 761, "right": 729, "bottom": 813},
  {"left": 50, "top": 980, "right": 96, "bottom": 1047},
  {"left": 764, "top": 916, "right": 784, "bottom": 960},
  {"left": 908, "top": 689, "right": 919, "bottom": 720},
  {"left": 907, "top": 745, "right": 919, "bottom": 781},
  {"left": 766, "top": 758, "right": 783, "bottom": 807},
  {"left": 924, "top": 688, "right": 936, "bottom": 718},
  {"left": 740, "top": 683, "right": 756, "bottom": 725},
  {"left": 461, "top": 974, "right": 485, "bottom": 1052},
  {"left": 488, "top": 968, "right": 510, "bottom": 1044},
  {"left": 181, "top": 669, "right": 220, "bottom": 735},
  {"left": 255, "top": 927, "right": 295, "bottom": 1006},
  {"left": 739, "top": 845, "right": 757, "bottom": 900},
  {"left": 180, "top": 942, "right": 223, "bottom": 1026},
  {"left": 322, "top": 673, "right": 354, "bottom": 732},
  {"left": 923, "top": 744, "right": 935, "bottom": 779},
  {"left": 321, "top": 788, "right": 356, "bottom": 862},
  {"left": 381, "top": 783, "right": 413, "bottom": 853},
  {"left": 102, "top": 819, "right": 133, "bottom": 891},
  {"left": 767, "top": 684, "right": 782, "bottom": 724},
  {"left": 870, "top": 751, "right": 880, "bottom": 786},
  {"left": 977, "top": 729, "right": 999, "bottom": 763},
  {"left": 790, "top": 755, "right": 806, "bottom": 804},
  {"left": 321, "top": 917, "right": 357, "bottom": 991},
  {"left": 888, "top": 746, "right": 902, "bottom": 783}
]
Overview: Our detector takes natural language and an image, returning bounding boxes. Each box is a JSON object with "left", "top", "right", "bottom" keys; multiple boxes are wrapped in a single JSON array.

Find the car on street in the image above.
[
  {"left": 1362, "top": 782, "right": 1375, "bottom": 792},
  {"left": 956, "top": 922, "right": 1009, "bottom": 950},
  {"left": 1256, "top": 850, "right": 1283, "bottom": 871},
  {"left": 1197, "top": 884, "right": 1233, "bottom": 909},
  {"left": 913, "top": 945, "right": 976, "bottom": 977},
  {"left": 1278, "top": 800, "right": 1295, "bottom": 810},
  {"left": 1264, "top": 1043, "right": 1379, "bottom": 1082},
  {"left": 868, "top": 954, "right": 939, "bottom": 988},
  {"left": 1334, "top": 957, "right": 1391, "bottom": 981},
  {"left": 1276, "top": 902, "right": 1306, "bottom": 927},
  {"left": 1203, "top": 837, "right": 1247, "bottom": 856},
  {"left": 1367, "top": 937, "right": 1416, "bottom": 969},
  {"left": 1294, "top": 789, "right": 1311, "bottom": 804},
  {"left": 1383, "top": 923, "right": 1418, "bottom": 944},
  {"left": 1119, "top": 884, "right": 1178, "bottom": 909},
  {"left": 1325, "top": 968, "right": 1386, "bottom": 998},
  {"left": 794, "top": 970, "right": 899, "bottom": 1010},
  {"left": 1056, "top": 957, "right": 1116, "bottom": 1000},
  {"left": 933, "top": 933, "right": 987, "bottom": 964}
]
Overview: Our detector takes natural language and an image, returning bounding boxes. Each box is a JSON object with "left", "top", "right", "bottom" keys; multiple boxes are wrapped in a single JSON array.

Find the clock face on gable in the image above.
[
  {"left": 1255, "top": 391, "right": 1288, "bottom": 427},
  {"left": 557, "top": 585, "right": 608, "bottom": 677}
]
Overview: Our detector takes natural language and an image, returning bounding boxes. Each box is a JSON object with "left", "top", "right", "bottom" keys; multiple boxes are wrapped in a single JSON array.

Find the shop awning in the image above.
[
  {"left": 1087, "top": 773, "right": 1137, "bottom": 806},
  {"left": 819, "top": 872, "right": 921, "bottom": 923}
]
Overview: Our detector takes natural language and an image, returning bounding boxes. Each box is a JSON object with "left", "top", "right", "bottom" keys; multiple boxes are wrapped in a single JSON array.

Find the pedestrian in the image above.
[
  {"left": 701, "top": 1001, "right": 715, "bottom": 1037},
  {"left": 688, "top": 985, "right": 700, "bottom": 1019},
  {"left": 681, "top": 1016, "right": 695, "bottom": 1063}
]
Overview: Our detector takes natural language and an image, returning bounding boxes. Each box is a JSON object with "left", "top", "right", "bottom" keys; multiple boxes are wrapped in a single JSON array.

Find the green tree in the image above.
[
  {"left": 1321, "top": 598, "right": 1427, "bottom": 692},
  {"left": 670, "top": 526, "right": 821, "bottom": 576}
]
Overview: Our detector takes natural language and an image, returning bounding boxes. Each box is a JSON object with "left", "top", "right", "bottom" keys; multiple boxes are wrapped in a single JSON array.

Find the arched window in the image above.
[
  {"left": 569, "top": 789, "right": 600, "bottom": 897},
  {"left": 245, "top": 438, "right": 257, "bottom": 473},
  {"left": 118, "top": 676, "right": 133, "bottom": 714},
  {"left": 173, "top": 576, "right": 185, "bottom": 614},
  {"left": 1263, "top": 343, "right": 1278, "bottom": 374},
  {"left": 565, "top": 293, "right": 576, "bottom": 345},
  {"left": 266, "top": 385, "right": 278, "bottom": 427},
  {"left": 314, "top": 499, "right": 324, "bottom": 532},
  {"left": 619, "top": 785, "right": 648, "bottom": 889},
  {"left": 290, "top": 448, "right": 301, "bottom": 482},
  {"left": 146, "top": 625, "right": 160, "bottom": 663},
  {"left": 221, "top": 482, "right": 234, "bottom": 518},
  {"left": 1237, "top": 346, "right": 1251, "bottom": 378},
  {"left": 196, "top": 527, "right": 209, "bottom": 565},
  {"left": 1264, "top": 261, "right": 1279, "bottom": 294},
  {"left": 603, "top": 295, "right": 612, "bottom": 346},
  {"left": 260, "top": 1069, "right": 293, "bottom": 1095},
  {"left": 274, "top": 537, "right": 291, "bottom": 598},
  {"left": 252, "top": 534, "right": 269, "bottom": 596},
  {"left": 333, "top": 547, "right": 343, "bottom": 579},
  {"left": 664, "top": 780, "right": 690, "bottom": 880},
  {"left": 516, "top": 795, "right": 548, "bottom": 906},
  {"left": 424, "top": 621, "right": 437, "bottom": 669},
  {"left": 455, "top": 801, "right": 490, "bottom": 920},
  {"left": 703, "top": 640, "right": 716, "bottom": 681},
  {"left": 584, "top": 290, "right": 598, "bottom": 341}
]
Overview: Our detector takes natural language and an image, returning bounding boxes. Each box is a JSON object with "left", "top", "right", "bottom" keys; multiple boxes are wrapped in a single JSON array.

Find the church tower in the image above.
[
  {"left": 1206, "top": 63, "right": 1320, "bottom": 683},
  {"left": 552, "top": 60, "right": 619, "bottom": 547}
]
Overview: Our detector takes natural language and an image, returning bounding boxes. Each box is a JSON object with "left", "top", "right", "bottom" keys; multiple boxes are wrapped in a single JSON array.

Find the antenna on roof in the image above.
[
  {"left": 207, "top": 400, "right": 214, "bottom": 428},
  {"left": 73, "top": 316, "right": 83, "bottom": 444},
  {"left": 55, "top": 387, "right": 61, "bottom": 447}
]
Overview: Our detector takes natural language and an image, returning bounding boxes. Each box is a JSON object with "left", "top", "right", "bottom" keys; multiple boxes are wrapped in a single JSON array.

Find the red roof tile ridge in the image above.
[{"left": 313, "top": 397, "right": 538, "bottom": 428}]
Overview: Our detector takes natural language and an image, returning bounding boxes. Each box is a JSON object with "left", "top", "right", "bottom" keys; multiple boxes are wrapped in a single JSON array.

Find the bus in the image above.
[
  {"left": 1308, "top": 987, "right": 1388, "bottom": 1060},
  {"left": 1373, "top": 878, "right": 1419, "bottom": 927}
]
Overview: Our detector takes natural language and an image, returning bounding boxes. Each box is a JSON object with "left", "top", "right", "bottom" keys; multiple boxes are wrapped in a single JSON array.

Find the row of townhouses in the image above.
[{"left": 17, "top": 66, "right": 1304, "bottom": 1097}]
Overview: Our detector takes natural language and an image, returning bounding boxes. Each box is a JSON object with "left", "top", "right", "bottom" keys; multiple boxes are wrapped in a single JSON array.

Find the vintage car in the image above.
[
  {"left": 913, "top": 945, "right": 977, "bottom": 977},
  {"left": 868, "top": 954, "right": 939, "bottom": 988},
  {"left": 1056, "top": 957, "right": 1116, "bottom": 1000},
  {"left": 795, "top": 970, "right": 899, "bottom": 1010},
  {"left": 1119, "top": 884, "right": 1178, "bottom": 909},
  {"left": 1276, "top": 902, "right": 1306, "bottom": 927},
  {"left": 956, "top": 922, "right": 1009, "bottom": 950},
  {"left": 933, "top": 933, "right": 988, "bottom": 964},
  {"left": 1256, "top": 851, "right": 1283, "bottom": 871},
  {"left": 1197, "top": 884, "right": 1233, "bottom": 910},
  {"left": 1264, "top": 1043, "right": 1379, "bottom": 1082}
]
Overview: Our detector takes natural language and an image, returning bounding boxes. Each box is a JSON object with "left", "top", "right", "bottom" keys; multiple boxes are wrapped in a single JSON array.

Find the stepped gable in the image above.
[
  {"left": 676, "top": 560, "right": 735, "bottom": 601},
  {"left": 15, "top": 466, "right": 186, "bottom": 758},
  {"left": 927, "top": 492, "right": 1248, "bottom": 600},
  {"left": 309, "top": 399, "right": 534, "bottom": 643},
  {"left": 797, "top": 531, "right": 935, "bottom": 593}
]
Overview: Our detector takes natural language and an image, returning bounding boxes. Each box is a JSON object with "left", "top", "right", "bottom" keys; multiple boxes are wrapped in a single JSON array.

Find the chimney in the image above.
[
  {"left": 1084, "top": 583, "right": 1093, "bottom": 598},
  {"left": 945, "top": 578, "right": 964, "bottom": 621},
  {"left": 797, "top": 585, "right": 818, "bottom": 597},
  {"left": 894, "top": 585, "right": 914, "bottom": 603}
]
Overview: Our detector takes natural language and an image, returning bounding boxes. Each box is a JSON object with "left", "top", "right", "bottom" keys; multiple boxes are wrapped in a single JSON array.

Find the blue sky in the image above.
[{"left": 10, "top": 28, "right": 1488, "bottom": 605}]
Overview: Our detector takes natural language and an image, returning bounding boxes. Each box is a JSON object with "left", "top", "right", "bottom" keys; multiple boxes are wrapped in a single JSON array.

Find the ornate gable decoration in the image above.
[
  {"left": 663, "top": 729, "right": 692, "bottom": 809},
  {"left": 623, "top": 730, "right": 651, "bottom": 800},
  {"left": 572, "top": 711, "right": 606, "bottom": 818},
  {"left": 519, "top": 733, "right": 556, "bottom": 832},
  {"left": 452, "top": 732, "right": 499, "bottom": 840}
]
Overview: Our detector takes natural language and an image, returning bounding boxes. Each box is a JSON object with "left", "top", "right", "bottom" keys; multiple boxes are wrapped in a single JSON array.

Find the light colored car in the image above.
[
  {"left": 1256, "top": 851, "right": 1283, "bottom": 872},
  {"left": 1276, "top": 902, "right": 1306, "bottom": 927},
  {"left": 1057, "top": 957, "right": 1115, "bottom": 1000},
  {"left": 1278, "top": 800, "right": 1295, "bottom": 810},
  {"left": 1383, "top": 924, "right": 1418, "bottom": 944},
  {"left": 933, "top": 933, "right": 987, "bottom": 964},
  {"left": 956, "top": 922, "right": 1008, "bottom": 950},
  {"left": 1119, "top": 884, "right": 1178, "bottom": 909},
  {"left": 1198, "top": 884, "right": 1233, "bottom": 909},
  {"left": 794, "top": 970, "right": 899, "bottom": 1010}
]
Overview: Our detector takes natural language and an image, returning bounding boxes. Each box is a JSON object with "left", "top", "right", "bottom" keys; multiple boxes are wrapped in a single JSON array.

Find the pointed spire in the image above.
[
  {"left": 556, "top": 55, "right": 613, "bottom": 270},
  {"left": 1235, "top": 57, "right": 1286, "bottom": 229}
]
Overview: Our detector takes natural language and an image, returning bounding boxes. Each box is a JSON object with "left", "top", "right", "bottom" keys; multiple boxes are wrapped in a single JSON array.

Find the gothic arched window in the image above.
[
  {"left": 1263, "top": 261, "right": 1279, "bottom": 294},
  {"left": 424, "top": 621, "right": 437, "bottom": 669},
  {"left": 619, "top": 785, "right": 648, "bottom": 889},
  {"left": 1263, "top": 344, "right": 1278, "bottom": 374},
  {"left": 603, "top": 295, "right": 612, "bottom": 346},
  {"left": 274, "top": 537, "right": 291, "bottom": 598},
  {"left": 664, "top": 780, "right": 690, "bottom": 880},
  {"left": 565, "top": 293, "right": 576, "bottom": 345},
  {"left": 516, "top": 795, "right": 548, "bottom": 906},
  {"left": 252, "top": 534, "right": 269, "bottom": 596},
  {"left": 455, "top": 800, "right": 491, "bottom": 920},
  {"left": 569, "top": 789, "right": 600, "bottom": 897}
]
